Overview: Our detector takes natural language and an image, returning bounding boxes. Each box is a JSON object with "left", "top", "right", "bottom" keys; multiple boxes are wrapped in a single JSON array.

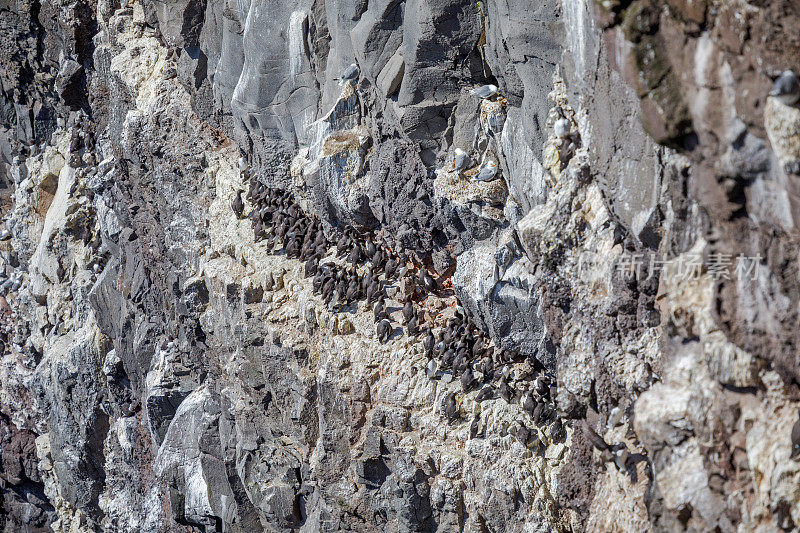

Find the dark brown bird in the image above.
[
  {"left": 581, "top": 420, "right": 610, "bottom": 451},
  {"left": 322, "top": 278, "right": 335, "bottom": 300},
  {"left": 374, "top": 300, "right": 388, "bottom": 322},
  {"left": 534, "top": 375, "right": 550, "bottom": 397},
  {"left": 348, "top": 245, "right": 363, "bottom": 265},
  {"left": 550, "top": 418, "right": 565, "bottom": 443},
  {"left": 402, "top": 297, "right": 415, "bottom": 324},
  {"left": 441, "top": 349, "right": 455, "bottom": 368},
  {"left": 472, "top": 337, "right": 485, "bottom": 358},
  {"left": 444, "top": 393, "right": 458, "bottom": 421},
  {"left": 422, "top": 329, "right": 435, "bottom": 356},
  {"left": 406, "top": 315, "right": 419, "bottom": 337},
  {"left": 285, "top": 238, "right": 300, "bottom": 259},
  {"left": 312, "top": 272, "right": 325, "bottom": 293},
  {"left": 452, "top": 353, "right": 467, "bottom": 374},
  {"left": 418, "top": 269, "right": 437, "bottom": 292},
  {"left": 359, "top": 270, "right": 370, "bottom": 293},
  {"left": 522, "top": 393, "right": 536, "bottom": 415},
  {"left": 532, "top": 403, "right": 546, "bottom": 425},
  {"left": 442, "top": 327, "right": 453, "bottom": 345},
  {"left": 460, "top": 368, "right": 476, "bottom": 392},
  {"left": 254, "top": 224, "right": 266, "bottom": 242},
  {"left": 384, "top": 257, "right": 398, "bottom": 279},
  {"left": 377, "top": 318, "right": 392, "bottom": 343},
  {"left": 470, "top": 413, "right": 481, "bottom": 439},
  {"left": 365, "top": 238, "right": 376, "bottom": 257},
  {"left": 372, "top": 249, "right": 385, "bottom": 270},
  {"left": 481, "top": 358, "right": 494, "bottom": 382},
  {"left": 345, "top": 279, "right": 360, "bottom": 302},
  {"left": 475, "top": 385, "right": 494, "bottom": 403},
  {"left": 231, "top": 190, "right": 245, "bottom": 219},
  {"left": 366, "top": 280, "right": 380, "bottom": 304},
  {"left": 336, "top": 235, "right": 348, "bottom": 256},
  {"left": 499, "top": 380, "right": 514, "bottom": 403},
  {"left": 304, "top": 256, "right": 319, "bottom": 278},
  {"left": 516, "top": 424, "right": 531, "bottom": 446}
]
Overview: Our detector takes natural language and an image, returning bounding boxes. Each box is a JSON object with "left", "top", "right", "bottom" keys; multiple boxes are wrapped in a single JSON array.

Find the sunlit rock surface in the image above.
[{"left": 1, "top": 0, "right": 800, "bottom": 532}]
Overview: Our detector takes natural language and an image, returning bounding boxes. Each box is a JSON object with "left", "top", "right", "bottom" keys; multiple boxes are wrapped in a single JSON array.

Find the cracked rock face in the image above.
[{"left": 0, "top": 0, "right": 799, "bottom": 532}]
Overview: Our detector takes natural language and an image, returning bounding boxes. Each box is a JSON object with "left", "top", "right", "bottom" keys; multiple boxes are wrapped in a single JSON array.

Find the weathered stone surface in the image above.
[{"left": 0, "top": 0, "right": 799, "bottom": 532}]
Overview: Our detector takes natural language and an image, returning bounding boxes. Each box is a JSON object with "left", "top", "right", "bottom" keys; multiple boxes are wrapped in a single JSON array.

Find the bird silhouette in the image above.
[
  {"left": 770, "top": 70, "right": 800, "bottom": 105},
  {"left": 231, "top": 190, "right": 245, "bottom": 219}
]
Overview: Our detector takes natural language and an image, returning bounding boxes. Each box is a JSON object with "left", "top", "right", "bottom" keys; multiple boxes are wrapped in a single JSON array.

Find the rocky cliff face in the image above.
[{"left": 1, "top": 0, "right": 799, "bottom": 531}]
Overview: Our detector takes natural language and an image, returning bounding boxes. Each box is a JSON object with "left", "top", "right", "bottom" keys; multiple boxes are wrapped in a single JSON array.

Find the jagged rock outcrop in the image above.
[{"left": 0, "top": 0, "right": 799, "bottom": 532}]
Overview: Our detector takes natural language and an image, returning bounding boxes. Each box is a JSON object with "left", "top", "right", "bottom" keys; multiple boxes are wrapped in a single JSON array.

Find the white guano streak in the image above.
[
  {"left": 561, "top": 0, "right": 589, "bottom": 82},
  {"left": 289, "top": 11, "right": 307, "bottom": 79}
]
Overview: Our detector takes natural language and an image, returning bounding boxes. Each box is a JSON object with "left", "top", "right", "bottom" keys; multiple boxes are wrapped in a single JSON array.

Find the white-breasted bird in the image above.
[
  {"left": 426, "top": 359, "right": 438, "bottom": 379},
  {"left": 470, "top": 84, "right": 499, "bottom": 99},
  {"left": 337, "top": 63, "right": 360, "bottom": 85},
  {"left": 613, "top": 445, "right": 630, "bottom": 471},
  {"left": 554, "top": 107, "right": 571, "bottom": 138},
  {"left": 474, "top": 159, "right": 498, "bottom": 182},
  {"left": 453, "top": 148, "right": 471, "bottom": 173},
  {"left": 770, "top": 70, "right": 800, "bottom": 105},
  {"left": 606, "top": 406, "right": 623, "bottom": 429}
]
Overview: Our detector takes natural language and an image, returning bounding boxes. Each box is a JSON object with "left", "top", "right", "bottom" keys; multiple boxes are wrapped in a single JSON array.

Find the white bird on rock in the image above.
[
  {"left": 453, "top": 148, "right": 471, "bottom": 173},
  {"left": 474, "top": 159, "right": 498, "bottom": 182},
  {"left": 337, "top": 63, "right": 360, "bottom": 85},
  {"left": 470, "top": 84, "right": 498, "bottom": 99},
  {"left": 770, "top": 70, "right": 800, "bottom": 106},
  {"left": 554, "top": 107, "right": 571, "bottom": 138},
  {"left": 426, "top": 359, "right": 438, "bottom": 379}
]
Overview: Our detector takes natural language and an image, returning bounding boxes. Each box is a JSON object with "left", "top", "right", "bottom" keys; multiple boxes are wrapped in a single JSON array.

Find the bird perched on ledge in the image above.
[
  {"left": 470, "top": 84, "right": 498, "bottom": 99},
  {"left": 770, "top": 70, "right": 800, "bottom": 106},
  {"left": 423, "top": 329, "right": 435, "bottom": 355},
  {"left": 418, "top": 269, "right": 437, "bottom": 293},
  {"left": 470, "top": 413, "right": 481, "bottom": 439},
  {"left": 453, "top": 148, "right": 471, "bottom": 174},
  {"left": 554, "top": 107, "right": 571, "bottom": 138},
  {"left": 582, "top": 420, "right": 614, "bottom": 464},
  {"left": 231, "top": 190, "right": 245, "bottom": 219},
  {"left": 336, "top": 63, "right": 360, "bottom": 85},
  {"left": 460, "top": 367, "right": 476, "bottom": 392},
  {"left": 444, "top": 392, "right": 459, "bottom": 421},
  {"left": 474, "top": 159, "right": 498, "bottom": 182},
  {"left": 475, "top": 385, "right": 494, "bottom": 402},
  {"left": 402, "top": 295, "right": 414, "bottom": 324},
  {"left": 376, "top": 318, "right": 392, "bottom": 343}
]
